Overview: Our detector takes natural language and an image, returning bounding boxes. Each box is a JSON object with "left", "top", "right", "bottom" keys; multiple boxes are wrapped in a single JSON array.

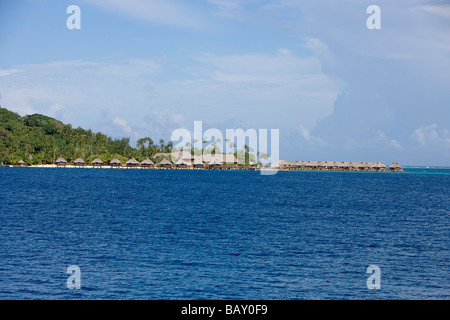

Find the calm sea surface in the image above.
[{"left": 0, "top": 167, "right": 448, "bottom": 299}]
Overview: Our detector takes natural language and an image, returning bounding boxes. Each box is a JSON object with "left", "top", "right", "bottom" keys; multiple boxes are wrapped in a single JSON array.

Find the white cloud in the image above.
[
  {"left": 0, "top": 50, "right": 341, "bottom": 143},
  {"left": 298, "top": 125, "right": 327, "bottom": 146},
  {"left": 416, "top": 5, "right": 450, "bottom": 19},
  {"left": 113, "top": 117, "right": 132, "bottom": 133},
  {"left": 0, "top": 68, "right": 22, "bottom": 77},
  {"left": 306, "top": 38, "right": 332, "bottom": 60},
  {"left": 413, "top": 124, "right": 450, "bottom": 147},
  {"left": 374, "top": 130, "right": 402, "bottom": 150}
]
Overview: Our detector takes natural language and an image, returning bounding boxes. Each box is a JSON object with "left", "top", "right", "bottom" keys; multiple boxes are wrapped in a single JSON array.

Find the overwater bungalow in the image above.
[
  {"left": 126, "top": 158, "right": 139, "bottom": 167},
  {"left": 389, "top": 162, "right": 403, "bottom": 172},
  {"left": 317, "top": 161, "right": 329, "bottom": 170},
  {"left": 373, "top": 162, "right": 387, "bottom": 172},
  {"left": 328, "top": 161, "right": 339, "bottom": 171},
  {"left": 342, "top": 161, "right": 352, "bottom": 171},
  {"left": 73, "top": 158, "right": 85, "bottom": 166},
  {"left": 158, "top": 158, "right": 172, "bottom": 168},
  {"left": 207, "top": 158, "right": 222, "bottom": 168},
  {"left": 301, "top": 161, "right": 315, "bottom": 170},
  {"left": 278, "top": 160, "right": 292, "bottom": 169},
  {"left": 192, "top": 156, "right": 205, "bottom": 168},
  {"left": 335, "top": 161, "right": 346, "bottom": 170},
  {"left": 140, "top": 158, "right": 154, "bottom": 168},
  {"left": 110, "top": 158, "right": 122, "bottom": 167},
  {"left": 174, "top": 158, "right": 192, "bottom": 168},
  {"left": 223, "top": 154, "right": 238, "bottom": 166},
  {"left": 55, "top": 157, "right": 67, "bottom": 167},
  {"left": 92, "top": 158, "right": 103, "bottom": 166},
  {"left": 202, "top": 154, "right": 223, "bottom": 165},
  {"left": 17, "top": 160, "right": 25, "bottom": 166}
]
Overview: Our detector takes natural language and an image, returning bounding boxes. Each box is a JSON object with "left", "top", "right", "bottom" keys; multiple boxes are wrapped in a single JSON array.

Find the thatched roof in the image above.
[
  {"left": 201, "top": 153, "right": 238, "bottom": 164},
  {"left": 73, "top": 157, "right": 85, "bottom": 165},
  {"left": 208, "top": 158, "right": 222, "bottom": 166},
  {"left": 140, "top": 158, "right": 154, "bottom": 166},
  {"left": 317, "top": 161, "right": 328, "bottom": 167},
  {"left": 92, "top": 158, "right": 103, "bottom": 165},
  {"left": 126, "top": 158, "right": 139, "bottom": 165},
  {"left": 202, "top": 154, "right": 223, "bottom": 164},
  {"left": 55, "top": 157, "right": 67, "bottom": 164},
  {"left": 110, "top": 157, "right": 121, "bottom": 165},
  {"left": 374, "top": 162, "right": 387, "bottom": 168},
  {"left": 175, "top": 158, "right": 192, "bottom": 166},
  {"left": 223, "top": 154, "right": 237, "bottom": 164},
  {"left": 158, "top": 158, "right": 172, "bottom": 166},
  {"left": 389, "top": 162, "right": 402, "bottom": 169},
  {"left": 193, "top": 155, "right": 204, "bottom": 165},
  {"left": 18, "top": 159, "right": 24, "bottom": 164},
  {"left": 279, "top": 160, "right": 292, "bottom": 166}
]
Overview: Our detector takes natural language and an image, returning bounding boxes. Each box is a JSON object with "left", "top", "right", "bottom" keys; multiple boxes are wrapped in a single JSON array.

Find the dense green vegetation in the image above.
[
  {"left": 0, "top": 107, "right": 173, "bottom": 165},
  {"left": 0, "top": 107, "right": 259, "bottom": 165}
]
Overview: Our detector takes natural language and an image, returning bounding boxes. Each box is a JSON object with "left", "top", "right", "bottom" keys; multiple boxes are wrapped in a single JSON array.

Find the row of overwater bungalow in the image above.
[
  {"left": 275, "top": 160, "right": 403, "bottom": 172},
  {"left": 45, "top": 153, "right": 403, "bottom": 172},
  {"left": 52, "top": 152, "right": 245, "bottom": 169}
]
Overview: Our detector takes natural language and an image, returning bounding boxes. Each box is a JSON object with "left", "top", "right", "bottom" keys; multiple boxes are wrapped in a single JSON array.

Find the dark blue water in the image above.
[{"left": 0, "top": 167, "right": 449, "bottom": 299}]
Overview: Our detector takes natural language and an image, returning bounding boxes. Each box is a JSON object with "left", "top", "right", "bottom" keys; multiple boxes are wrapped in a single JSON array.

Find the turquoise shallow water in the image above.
[{"left": 0, "top": 167, "right": 449, "bottom": 299}]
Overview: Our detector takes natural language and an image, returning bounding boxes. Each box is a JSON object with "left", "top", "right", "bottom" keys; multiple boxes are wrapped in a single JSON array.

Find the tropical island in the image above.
[{"left": 0, "top": 106, "right": 402, "bottom": 171}]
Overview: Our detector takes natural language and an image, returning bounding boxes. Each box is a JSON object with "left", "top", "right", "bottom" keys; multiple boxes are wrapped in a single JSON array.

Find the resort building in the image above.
[
  {"left": 73, "top": 158, "right": 85, "bottom": 166},
  {"left": 158, "top": 158, "right": 172, "bottom": 168},
  {"left": 55, "top": 157, "right": 67, "bottom": 167},
  {"left": 389, "top": 162, "right": 403, "bottom": 172},
  {"left": 110, "top": 158, "right": 122, "bottom": 167},
  {"left": 92, "top": 158, "right": 103, "bottom": 166},
  {"left": 126, "top": 158, "right": 139, "bottom": 167},
  {"left": 140, "top": 158, "right": 154, "bottom": 168}
]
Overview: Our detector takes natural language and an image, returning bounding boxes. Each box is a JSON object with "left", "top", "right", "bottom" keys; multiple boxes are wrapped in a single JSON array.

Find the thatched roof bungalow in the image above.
[
  {"left": 92, "top": 158, "right": 103, "bottom": 166},
  {"left": 317, "top": 161, "right": 329, "bottom": 170},
  {"left": 73, "top": 158, "right": 85, "bottom": 166},
  {"left": 373, "top": 162, "right": 387, "bottom": 171},
  {"left": 140, "top": 158, "right": 154, "bottom": 167},
  {"left": 202, "top": 153, "right": 238, "bottom": 166},
  {"left": 158, "top": 158, "right": 172, "bottom": 168},
  {"left": 389, "top": 162, "right": 403, "bottom": 172},
  {"left": 126, "top": 158, "right": 139, "bottom": 167},
  {"left": 277, "top": 160, "right": 292, "bottom": 168},
  {"left": 55, "top": 157, "right": 67, "bottom": 166},
  {"left": 202, "top": 154, "right": 223, "bottom": 165},
  {"left": 207, "top": 158, "right": 222, "bottom": 168},
  {"left": 192, "top": 155, "right": 205, "bottom": 168},
  {"left": 302, "top": 161, "right": 317, "bottom": 169},
  {"left": 175, "top": 158, "right": 193, "bottom": 168},
  {"left": 223, "top": 154, "right": 238, "bottom": 165},
  {"left": 110, "top": 158, "right": 122, "bottom": 167},
  {"left": 17, "top": 159, "right": 25, "bottom": 166}
]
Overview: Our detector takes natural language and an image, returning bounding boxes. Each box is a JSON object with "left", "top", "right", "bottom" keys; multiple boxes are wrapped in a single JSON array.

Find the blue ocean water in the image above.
[{"left": 0, "top": 167, "right": 448, "bottom": 299}]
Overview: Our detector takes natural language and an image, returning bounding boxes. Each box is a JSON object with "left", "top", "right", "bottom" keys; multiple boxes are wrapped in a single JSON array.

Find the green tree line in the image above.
[{"left": 0, "top": 107, "right": 173, "bottom": 165}]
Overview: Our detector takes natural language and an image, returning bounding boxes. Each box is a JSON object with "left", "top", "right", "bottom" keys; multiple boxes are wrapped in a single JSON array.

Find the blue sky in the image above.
[{"left": 0, "top": 0, "right": 449, "bottom": 165}]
